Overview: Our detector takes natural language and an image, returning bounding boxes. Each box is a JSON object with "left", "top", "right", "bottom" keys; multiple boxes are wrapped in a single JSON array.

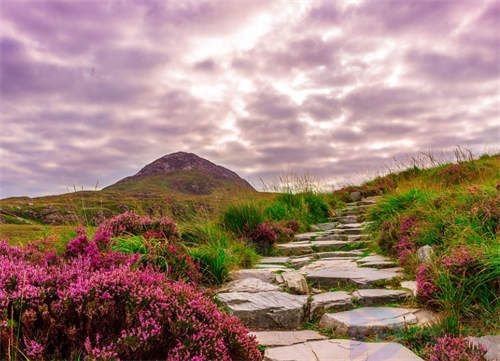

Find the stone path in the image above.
[{"left": 217, "top": 196, "right": 433, "bottom": 360}]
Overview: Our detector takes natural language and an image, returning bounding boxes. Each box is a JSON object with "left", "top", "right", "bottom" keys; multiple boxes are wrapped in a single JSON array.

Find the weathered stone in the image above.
[
  {"left": 417, "top": 245, "right": 434, "bottom": 263},
  {"left": 350, "top": 191, "right": 362, "bottom": 201},
  {"left": 310, "top": 291, "right": 352, "bottom": 318},
  {"left": 294, "top": 231, "right": 326, "bottom": 241},
  {"left": 282, "top": 271, "right": 309, "bottom": 294},
  {"left": 319, "top": 307, "right": 420, "bottom": 337},
  {"left": 219, "top": 278, "right": 280, "bottom": 293},
  {"left": 276, "top": 242, "right": 313, "bottom": 255},
  {"left": 264, "top": 339, "right": 423, "bottom": 361},
  {"left": 310, "top": 222, "right": 338, "bottom": 231},
  {"left": 230, "top": 269, "right": 278, "bottom": 283},
  {"left": 255, "top": 264, "right": 290, "bottom": 271},
  {"left": 304, "top": 260, "right": 402, "bottom": 288},
  {"left": 316, "top": 250, "right": 365, "bottom": 258},
  {"left": 468, "top": 335, "right": 500, "bottom": 361},
  {"left": 352, "top": 289, "right": 410, "bottom": 305},
  {"left": 251, "top": 330, "right": 326, "bottom": 347},
  {"left": 217, "top": 291, "right": 308, "bottom": 329},
  {"left": 357, "top": 255, "right": 398, "bottom": 269},
  {"left": 401, "top": 281, "right": 418, "bottom": 296},
  {"left": 289, "top": 256, "right": 313, "bottom": 268},
  {"left": 259, "top": 256, "right": 290, "bottom": 265}
]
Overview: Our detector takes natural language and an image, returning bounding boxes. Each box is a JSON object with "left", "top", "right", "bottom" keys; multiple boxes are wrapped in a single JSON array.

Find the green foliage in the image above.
[
  {"left": 222, "top": 202, "right": 264, "bottom": 235},
  {"left": 111, "top": 235, "right": 149, "bottom": 254}
]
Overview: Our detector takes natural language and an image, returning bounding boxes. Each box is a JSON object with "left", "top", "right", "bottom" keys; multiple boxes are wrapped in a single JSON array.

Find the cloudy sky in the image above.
[{"left": 1, "top": 0, "right": 499, "bottom": 197}]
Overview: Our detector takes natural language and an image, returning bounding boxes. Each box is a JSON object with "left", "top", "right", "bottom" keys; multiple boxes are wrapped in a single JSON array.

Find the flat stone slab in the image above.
[
  {"left": 264, "top": 339, "right": 423, "bottom": 361},
  {"left": 251, "top": 330, "right": 326, "bottom": 347},
  {"left": 352, "top": 289, "right": 410, "bottom": 305},
  {"left": 310, "top": 291, "right": 353, "bottom": 318},
  {"left": 217, "top": 291, "right": 308, "bottom": 329},
  {"left": 468, "top": 335, "right": 500, "bottom": 361},
  {"left": 357, "top": 255, "right": 398, "bottom": 268},
  {"left": 219, "top": 278, "right": 281, "bottom": 293},
  {"left": 255, "top": 265, "right": 291, "bottom": 271},
  {"left": 316, "top": 250, "right": 365, "bottom": 258},
  {"left": 319, "top": 307, "right": 419, "bottom": 337},
  {"left": 278, "top": 240, "right": 358, "bottom": 256},
  {"left": 230, "top": 269, "right": 280, "bottom": 283},
  {"left": 311, "top": 222, "right": 338, "bottom": 231},
  {"left": 259, "top": 256, "right": 290, "bottom": 265},
  {"left": 305, "top": 260, "right": 402, "bottom": 288},
  {"left": 289, "top": 256, "right": 313, "bottom": 268}
]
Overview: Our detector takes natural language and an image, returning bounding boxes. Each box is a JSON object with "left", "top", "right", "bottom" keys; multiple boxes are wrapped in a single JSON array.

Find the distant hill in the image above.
[
  {"left": 106, "top": 152, "right": 254, "bottom": 194},
  {"left": 0, "top": 152, "right": 259, "bottom": 225}
]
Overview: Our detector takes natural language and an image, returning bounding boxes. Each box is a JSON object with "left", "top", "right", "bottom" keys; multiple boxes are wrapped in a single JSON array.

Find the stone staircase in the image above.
[{"left": 217, "top": 197, "right": 433, "bottom": 360}]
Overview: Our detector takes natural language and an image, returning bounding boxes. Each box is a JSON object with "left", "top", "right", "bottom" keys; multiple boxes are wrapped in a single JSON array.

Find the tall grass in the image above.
[{"left": 221, "top": 202, "right": 264, "bottom": 236}]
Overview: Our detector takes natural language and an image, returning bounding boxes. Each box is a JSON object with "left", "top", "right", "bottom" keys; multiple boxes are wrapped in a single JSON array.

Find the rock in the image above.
[
  {"left": 264, "top": 339, "right": 424, "bottom": 361},
  {"left": 352, "top": 289, "right": 410, "bottom": 305},
  {"left": 217, "top": 291, "right": 308, "bottom": 329},
  {"left": 310, "top": 222, "right": 337, "bottom": 231},
  {"left": 417, "top": 245, "right": 434, "bottom": 263},
  {"left": 319, "top": 307, "right": 420, "bottom": 337},
  {"left": 282, "top": 271, "right": 309, "bottom": 294},
  {"left": 350, "top": 191, "right": 362, "bottom": 202},
  {"left": 316, "top": 250, "right": 365, "bottom": 258},
  {"left": 259, "top": 256, "right": 290, "bottom": 265},
  {"left": 230, "top": 269, "right": 278, "bottom": 283},
  {"left": 219, "top": 278, "right": 280, "bottom": 293},
  {"left": 468, "top": 335, "right": 500, "bottom": 361},
  {"left": 310, "top": 291, "right": 352, "bottom": 318},
  {"left": 401, "top": 281, "right": 418, "bottom": 296},
  {"left": 305, "top": 261, "right": 402, "bottom": 288},
  {"left": 357, "top": 255, "right": 398, "bottom": 269},
  {"left": 251, "top": 330, "right": 326, "bottom": 347},
  {"left": 289, "top": 256, "right": 313, "bottom": 268},
  {"left": 255, "top": 265, "right": 290, "bottom": 271}
]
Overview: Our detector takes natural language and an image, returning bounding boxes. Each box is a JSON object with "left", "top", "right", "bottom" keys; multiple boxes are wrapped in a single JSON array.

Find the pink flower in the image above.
[{"left": 427, "top": 335, "right": 487, "bottom": 361}]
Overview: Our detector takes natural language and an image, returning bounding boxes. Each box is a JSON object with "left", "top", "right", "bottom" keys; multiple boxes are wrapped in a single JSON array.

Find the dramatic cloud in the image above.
[{"left": 0, "top": 0, "right": 499, "bottom": 197}]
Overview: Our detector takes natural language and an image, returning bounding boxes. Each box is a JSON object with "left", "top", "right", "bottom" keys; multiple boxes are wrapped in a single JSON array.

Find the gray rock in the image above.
[
  {"left": 468, "top": 335, "right": 500, "bottom": 361},
  {"left": 352, "top": 289, "right": 410, "bottom": 305},
  {"left": 259, "top": 256, "right": 290, "bottom": 265},
  {"left": 217, "top": 291, "right": 308, "bottom": 329},
  {"left": 310, "top": 291, "right": 352, "bottom": 318},
  {"left": 310, "top": 222, "right": 338, "bottom": 231},
  {"left": 401, "top": 281, "right": 418, "bottom": 296},
  {"left": 350, "top": 191, "right": 362, "bottom": 202},
  {"left": 417, "top": 245, "right": 434, "bottom": 263},
  {"left": 316, "top": 250, "right": 365, "bottom": 258},
  {"left": 319, "top": 307, "right": 420, "bottom": 337},
  {"left": 230, "top": 269, "right": 278, "bottom": 283},
  {"left": 282, "top": 271, "right": 309, "bottom": 295},
  {"left": 264, "top": 339, "right": 424, "bottom": 361},
  {"left": 357, "top": 255, "right": 398, "bottom": 269},
  {"left": 251, "top": 330, "right": 326, "bottom": 347},
  {"left": 255, "top": 264, "right": 291, "bottom": 271},
  {"left": 289, "top": 256, "right": 313, "bottom": 268},
  {"left": 306, "top": 265, "right": 402, "bottom": 288},
  {"left": 219, "top": 278, "right": 281, "bottom": 293}
]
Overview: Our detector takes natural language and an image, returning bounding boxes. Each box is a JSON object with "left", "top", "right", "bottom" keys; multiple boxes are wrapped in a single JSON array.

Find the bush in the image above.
[
  {"left": 425, "top": 335, "right": 487, "bottom": 361},
  {"left": 222, "top": 203, "right": 264, "bottom": 236},
  {"left": 248, "top": 222, "right": 278, "bottom": 255},
  {"left": 0, "top": 241, "right": 262, "bottom": 361}
]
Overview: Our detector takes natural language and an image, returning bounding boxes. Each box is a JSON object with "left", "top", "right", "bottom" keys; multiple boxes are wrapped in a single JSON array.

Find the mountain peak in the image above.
[{"left": 107, "top": 152, "right": 254, "bottom": 194}]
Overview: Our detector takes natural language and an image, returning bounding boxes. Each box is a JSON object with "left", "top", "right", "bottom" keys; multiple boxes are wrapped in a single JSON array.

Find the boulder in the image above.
[
  {"left": 282, "top": 271, "right": 309, "bottom": 295},
  {"left": 217, "top": 291, "right": 308, "bottom": 329},
  {"left": 417, "top": 245, "right": 434, "bottom": 263},
  {"left": 350, "top": 191, "right": 362, "bottom": 202},
  {"left": 401, "top": 281, "right": 418, "bottom": 296}
]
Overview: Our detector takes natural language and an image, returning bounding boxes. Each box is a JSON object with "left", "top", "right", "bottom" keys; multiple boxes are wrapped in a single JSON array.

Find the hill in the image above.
[{"left": 0, "top": 152, "right": 259, "bottom": 226}]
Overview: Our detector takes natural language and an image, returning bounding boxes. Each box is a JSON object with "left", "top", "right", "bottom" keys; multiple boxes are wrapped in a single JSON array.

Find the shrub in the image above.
[
  {"left": 425, "top": 335, "right": 487, "bottom": 361},
  {"left": 222, "top": 203, "right": 264, "bottom": 236},
  {"left": 248, "top": 223, "right": 277, "bottom": 255},
  {"left": 0, "top": 241, "right": 262, "bottom": 361}
]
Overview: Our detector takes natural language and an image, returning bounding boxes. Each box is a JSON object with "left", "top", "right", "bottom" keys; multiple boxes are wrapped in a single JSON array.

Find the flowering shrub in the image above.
[
  {"left": 425, "top": 335, "right": 487, "bottom": 361},
  {"left": 416, "top": 263, "right": 439, "bottom": 302},
  {"left": 248, "top": 222, "right": 277, "bottom": 255},
  {"left": 0, "top": 241, "right": 262, "bottom": 361},
  {"left": 396, "top": 215, "right": 418, "bottom": 264}
]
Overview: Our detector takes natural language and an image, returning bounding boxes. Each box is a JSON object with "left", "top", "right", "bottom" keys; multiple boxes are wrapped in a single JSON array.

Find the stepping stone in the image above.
[
  {"left": 281, "top": 271, "right": 309, "bottom": 295},
  {"left": 259, "top": 256, "right": 290, "bottom": 265},
  {"left": 305, "top": 261, "right": 402, "bottom": 288},
  {"left": 310, "top": 222, "right": 337, "bottom": 231},
  {"left": 357, "top": 255, "right": 398, "bottom": 268},
  {"left": 332, "top": 227, "right": 364, "bottom": 235},
  {"left": 230, "top": 269, "right": 280, "bottom": 284},
  {"left": 255, "top": 264, "right": 291, "bottom": 271},
  {"left": 319, "top": 307, "right": 420, "bottom": 337},
  {"left": 345, "top": 234, "right": 369, "bottom": 242},
  {"left": 352, "top": 289, "right": 410, "bottom": 305},
  {"left": 316, "top": 250, "right": 365, "bottom": 258},
  {"left": 251, "top": 330, "right": 326, "bottom": 347},
  {"left": 264, "top": 339, "right": 423, "bottom": 361},
  {"left": 217, "top": 291, "right": 308, "bottom": 329},
  {"left": 277, "top": 242, "right": 313, "bottom": 255},
  {"left": 468, "top": 335, "right": 500, "bottom": 361},
  {"left": 294, "top": 231, "right": 326, "bottom": 241},
  {"left": 219, "top": 278, "right": 281, "bottom": 293},
  {"left": 310, "top": 291, "right": 353, "bottom": 318},
  {"left": 339, "top": 222, "right": 368, "bottom": 229},
  {"left": 401, "top": 281, "right": 418, "bottom": 296},
  {"left": 289, "top": 256, "right": 313, "bottom": 268}
]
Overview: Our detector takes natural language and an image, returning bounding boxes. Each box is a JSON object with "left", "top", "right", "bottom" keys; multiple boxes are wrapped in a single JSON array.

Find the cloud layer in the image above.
[{"left": 1, "top": 0, "right": 499, "bottom": 197}]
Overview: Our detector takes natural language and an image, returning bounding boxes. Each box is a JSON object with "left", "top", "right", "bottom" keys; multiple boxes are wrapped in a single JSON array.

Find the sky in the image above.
[{"left": 0, "top": 0, "right": 499, "bottom": 197}]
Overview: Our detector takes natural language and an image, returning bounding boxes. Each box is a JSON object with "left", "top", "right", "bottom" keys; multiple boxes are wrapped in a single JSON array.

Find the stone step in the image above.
[
  {"left": 258, "top": 256, "right": 291, "bottom": 265},
  {"left": 319, "top": 307, "right": 434, "bottom": 337},
  {"left": 219, "top": 277, "right": 281, "bottom": 293},
  {"left": 217, "top": 291, "right": 308, "bottom": 329},
  {"left": 357, "top": 255, "right": 398, "bottom": 269},
  {"left": 310, "top": 222, "right": 338, "bottom": 231},
  {"left": 263, "top": 339, "right": 423, "bottom": 361},
  {"left": 310, "top": 291, "right": 353, "bottom": 318},
  {"left": 352, "top": 289, "right": 411, "bottom": 305},
  {"left": 277, "top": 239, "right": 367, "bottom": 256},
  {"left": 251, "top": 330, "right": 326, "bottom": 348}
]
